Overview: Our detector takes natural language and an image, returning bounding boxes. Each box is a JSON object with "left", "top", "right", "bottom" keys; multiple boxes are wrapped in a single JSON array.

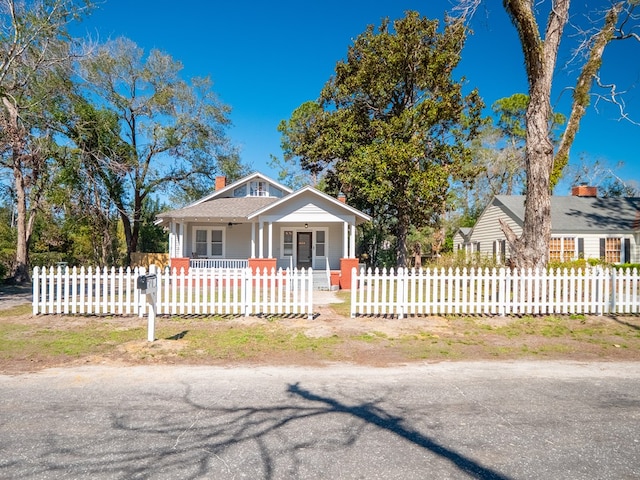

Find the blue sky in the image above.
[{"left": 75, "top": 0, "right": 639, "bottom": 194}]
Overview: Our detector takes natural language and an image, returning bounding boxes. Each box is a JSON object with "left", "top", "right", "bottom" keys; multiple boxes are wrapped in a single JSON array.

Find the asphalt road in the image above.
[{"left": 1, "top": 362, "right": 639, "bottom": 479}]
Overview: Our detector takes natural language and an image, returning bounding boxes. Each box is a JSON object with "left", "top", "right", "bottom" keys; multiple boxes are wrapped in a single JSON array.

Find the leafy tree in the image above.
[
  {"left": 138, "top": 196, "right": 168, "bottom": 253},
  {"left": 280, "top": 11, "right": 483, "bottom": 267},
  {"left": 0, "top": 0, "right": 91, "bottom": 282},
  {"left": 76, "top": 38, "right": 243, "bottom": 264}
]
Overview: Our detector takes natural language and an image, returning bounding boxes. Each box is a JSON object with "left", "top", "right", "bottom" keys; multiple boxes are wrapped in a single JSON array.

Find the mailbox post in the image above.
[{"left": 137, "top": 272, "right": 158, "bottom": 342}]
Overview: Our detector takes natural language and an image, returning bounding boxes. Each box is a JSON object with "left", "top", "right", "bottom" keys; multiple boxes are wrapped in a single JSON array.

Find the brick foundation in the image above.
[{"left": 339, "top": 258, "right": 359, "bottom": 290}]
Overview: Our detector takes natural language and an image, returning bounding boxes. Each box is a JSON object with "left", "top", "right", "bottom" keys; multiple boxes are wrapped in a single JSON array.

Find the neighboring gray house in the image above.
[{"left": 455, "top": 186, "right": 640, "bottom": 264}]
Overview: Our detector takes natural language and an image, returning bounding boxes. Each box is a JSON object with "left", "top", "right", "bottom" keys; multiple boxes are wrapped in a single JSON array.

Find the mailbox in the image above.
[{"left": 137, "top": 274, "right": 157, "bottom": 293}]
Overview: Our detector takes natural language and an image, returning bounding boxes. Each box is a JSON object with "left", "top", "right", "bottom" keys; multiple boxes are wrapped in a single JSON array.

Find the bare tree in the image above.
[
  {"left": 0, "top": 0, "right": 91, "bottom": 283},
  {"left": 457, "top": 1, "right": 638, "bottom": 270}
]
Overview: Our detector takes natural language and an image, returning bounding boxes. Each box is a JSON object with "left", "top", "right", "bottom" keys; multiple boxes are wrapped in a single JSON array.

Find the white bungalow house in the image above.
[
  {"left": 155, "top": 172, "right": 370, "bottom": 288},
  {"left": 454, "top": 186, "right": 640, "bottom": 265}
]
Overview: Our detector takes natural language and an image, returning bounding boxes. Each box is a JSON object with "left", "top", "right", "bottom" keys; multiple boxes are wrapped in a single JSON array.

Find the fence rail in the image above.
[
  {"left": 32, "top": 266, "right": 313, "bottom": 318},
  {"left": 350, "top": 267, "right": 640, "bottom": 318}
]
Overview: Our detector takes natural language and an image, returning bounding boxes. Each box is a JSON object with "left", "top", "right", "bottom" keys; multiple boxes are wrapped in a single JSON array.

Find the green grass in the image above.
[{"left": 1, "top": 307, "right": 639, "bottom": 371}]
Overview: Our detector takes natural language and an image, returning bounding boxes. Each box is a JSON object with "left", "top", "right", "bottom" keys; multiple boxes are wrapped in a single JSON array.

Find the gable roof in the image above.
[
  {"left": 248, "top": 186, "right": 371, "bottom": 224},
  {"left": 494, "top": 195, "right": 640, "bottom": 233},
  {"left": 189, "top": 172, "right": 292, "bottom": 207}
]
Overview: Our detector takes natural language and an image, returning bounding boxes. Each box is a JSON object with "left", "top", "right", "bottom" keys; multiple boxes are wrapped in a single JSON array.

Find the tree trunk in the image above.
[
  {"left": 11, "top": 160, "right": 30, "bottom": 283},
  {"left": 502, "top": 0, "right": 570, "bottom": 270},
  {"left": 396, "top": 212, "right": 410, "bottom": 268}
]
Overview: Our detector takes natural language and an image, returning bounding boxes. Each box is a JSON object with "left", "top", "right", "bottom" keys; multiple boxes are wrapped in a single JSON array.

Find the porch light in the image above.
[{"left": 304, "top": 223, "right": 308, "bottom": 229}]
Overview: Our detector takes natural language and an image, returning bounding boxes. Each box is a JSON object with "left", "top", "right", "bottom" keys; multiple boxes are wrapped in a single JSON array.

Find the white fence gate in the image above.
[
  {"left": 350, "top": 267, "right": 640, "bottom": 318},
  {"left": 32, "top": 266, "right": 313, "bottom": 319}
]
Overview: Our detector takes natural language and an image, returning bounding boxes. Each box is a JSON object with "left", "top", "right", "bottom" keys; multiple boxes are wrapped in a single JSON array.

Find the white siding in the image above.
[{"left": 469, "top": 204, "right": 521, "bottom": 258}]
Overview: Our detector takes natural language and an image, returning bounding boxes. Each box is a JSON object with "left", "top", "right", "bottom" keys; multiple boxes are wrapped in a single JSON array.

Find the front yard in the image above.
[{"left": 1, "top": 289, "right": 639, "bottom": 373}]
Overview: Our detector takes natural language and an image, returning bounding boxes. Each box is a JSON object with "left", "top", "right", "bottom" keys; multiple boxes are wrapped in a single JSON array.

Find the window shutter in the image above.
[
  {"left": 501, "top": 240, "right": 506, "bottom": 263},
  {"left": 624, "top": 238, "right": 631, "bottom": 263},
  {"left": 578, "top": 238, "right": 584, "bottom": 258},
  {"left": 600, "top": 238, "right": 606, "bottom": 259},
  {"left": 492, "top": 241, "right": 497, "bottom": 258}
]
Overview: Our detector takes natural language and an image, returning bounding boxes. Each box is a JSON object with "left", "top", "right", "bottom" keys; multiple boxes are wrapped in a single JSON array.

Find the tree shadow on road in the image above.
[{"left": 287, "top": 382, "right": 511, "bottom": 480}]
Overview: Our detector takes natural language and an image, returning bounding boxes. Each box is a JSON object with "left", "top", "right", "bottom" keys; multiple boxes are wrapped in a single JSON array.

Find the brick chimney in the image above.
[
  {"left": 337, "top": 192, "right": 346, "bottom": 203},
  {"left": 571, "top": 185, "right": 597, "bottom": 197},
  {"left": 215, "top": 176, "right": 226, "bottom": 191}
]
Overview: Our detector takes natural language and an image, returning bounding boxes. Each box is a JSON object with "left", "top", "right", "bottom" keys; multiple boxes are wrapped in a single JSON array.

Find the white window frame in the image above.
[
  {"left": 191, "top": 227, "right": 226, "bottom": 258},
  {"left": 605, "top": 237, "right": 622, "bottom": 264},
  {"left": 549, "top": 236, "right": 576, "bottom": 262},
  {"left": 314, "top": 228, "right": 328, "bottom": 259},
  {"left": 282, "top": 230, "right": 294, "bottom": 258},
  {"left": 249, "top": 180, "right": 268, "bottom": 197}
]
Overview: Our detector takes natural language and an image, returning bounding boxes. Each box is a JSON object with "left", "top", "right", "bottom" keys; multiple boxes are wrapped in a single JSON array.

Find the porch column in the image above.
[
  {"left": 259, "top": 221, "right": 264, "bottom": 258},
  {"left": 343, "top": 221, "right": 348, "bottom": 259},
  {"left": 267, "top": 221, "right": 273, "bottom": 258},
  {"left": 350, "top": 223, "right": 356, "bottom": 259},
  {"left": 169, "top": 223, "right": 176, "bottom": 257},
  {"left": 250, "top": 222, "right": 256, "bottom": 258},
  {"left": 176, "top": 223, "right": 183, "bottom": 257}
]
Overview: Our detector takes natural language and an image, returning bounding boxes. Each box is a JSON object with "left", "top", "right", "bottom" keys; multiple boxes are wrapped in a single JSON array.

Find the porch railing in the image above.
[{"left": 190, "top": 258, "right": 248, "bottom": 269}]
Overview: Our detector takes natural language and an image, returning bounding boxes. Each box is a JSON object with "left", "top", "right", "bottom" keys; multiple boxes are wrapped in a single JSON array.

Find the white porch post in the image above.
[
  {"left": 169, "top": 223, "right": 176, "bottom": 257},
  {"left": 250, "top": 222, "right": 256, "bottom": 258},
  {"left": 268, "top": 222, "right": 273, "bottom": 258},
  {"left": 176, "top": 223, "right": 183, "bottom": 257},
  {"left": 350, "top": 223, "right": 356, "bottom": 259},
  {"left": 343, "top": 221, "right": 348, "bottom": 258},
  {"left": 259, "top": 221, "right": 264, "bottom": 259}
]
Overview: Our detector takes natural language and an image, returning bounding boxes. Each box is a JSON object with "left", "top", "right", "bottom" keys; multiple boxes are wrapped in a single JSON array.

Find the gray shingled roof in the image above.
[
  {"left": 157, "top": 197, "right": 278, "bottom": 224},
  {"left": 495, "top": 195, "right": 640, "bottom": 233}
]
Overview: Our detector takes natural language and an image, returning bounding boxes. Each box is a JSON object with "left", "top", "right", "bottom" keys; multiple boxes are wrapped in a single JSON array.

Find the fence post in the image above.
[
  {"left": 498, "top": 267, "right": 506, "bottom": 316},
  {"left": 350, "top": 267, "right": 357, "bottom": 318},
  {"left": 610, "top": 267, "right": 617, "bottom": 314},
  {"left": 32, "top": 267, "right": 39, "bottom": 315},
  {"left": 243, "top": 267, "right": 251, "bottom": 317},
  {"left": 398, "top": 268, "right": 405, "bottom": 319},
  {"left": 307, "top": 267, "right": 314, "bottom": 320}
]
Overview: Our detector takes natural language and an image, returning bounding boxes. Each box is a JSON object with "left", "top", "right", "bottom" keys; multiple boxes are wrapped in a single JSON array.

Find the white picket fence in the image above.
[
  {"left": 32, "top": 266, "right": 314, "bottom": 318},
  {"left": 350, "top": 267, "right": 640, "bottom": 318}
]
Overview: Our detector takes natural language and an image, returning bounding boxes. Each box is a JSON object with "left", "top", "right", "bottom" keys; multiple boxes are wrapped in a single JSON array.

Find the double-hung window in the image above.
[
  {"left": 604, "top": 238, "right": 622, "bottom": 263},
  {"left": 193, "top": 228, "right": 224, "bottom": 257},
  {"left": 283, "top": 231, "right": 293, "bottom": 257},
  {"left": 549, "top": 237, "right": 576, "bottom": 262}
]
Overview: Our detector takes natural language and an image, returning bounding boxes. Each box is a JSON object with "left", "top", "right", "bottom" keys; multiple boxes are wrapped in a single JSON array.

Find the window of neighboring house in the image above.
[
  {"left": 605, "top": 237, "right": 622, "bottom": 263},
  {"left": 249, "top": 180, "right": 268, "bottom": 197},
  {"left": 283, "top": 230, "right": 293, "bottom": 257},
  {"left": 193, "top": 228, "right": 224, "bottom": 257},
  {"left": 549, "top": 237, "right": 576, "bottom": 262},
  {"left": 474, "top": 242, "right": 480, "bottom": 252},
  {"left": 316, "top": 230, "right": 326, "bottom": 257}
]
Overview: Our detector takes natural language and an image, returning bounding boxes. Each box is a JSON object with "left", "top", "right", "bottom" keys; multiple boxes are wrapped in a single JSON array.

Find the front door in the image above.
[{"left": 297, "top": 232, "right": 312, "bottom": 269}]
